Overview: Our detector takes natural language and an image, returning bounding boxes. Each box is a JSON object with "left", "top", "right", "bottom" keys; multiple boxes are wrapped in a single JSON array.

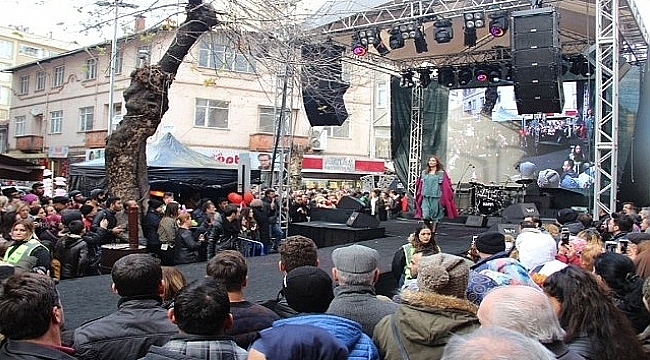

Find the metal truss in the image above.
[
  {"left": 321, "top": 0, "right": 534, "bottom": 34},
  {"left": 272, "top": 64, "right": 295, "bottom": 234},
  {"left": 593, "top": 0, "right": 619, "bottom": 217},
  {"left": 407, "top": 86, "right": 424, "bottom": 197}
]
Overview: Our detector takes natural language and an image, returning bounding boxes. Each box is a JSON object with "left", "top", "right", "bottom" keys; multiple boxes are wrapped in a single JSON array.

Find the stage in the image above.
[{"left": 288, "top": 221, "right": 386, "bottom": 247}]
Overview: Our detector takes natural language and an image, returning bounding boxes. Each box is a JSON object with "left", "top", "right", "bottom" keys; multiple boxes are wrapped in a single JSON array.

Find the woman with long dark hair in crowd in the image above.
[
  {"left": 157, "top": 201, "right": 180, "bottom": 265},
  {"left": 543, "top": 265, "right": 646, "bottom": 360},
  {"left": 593, "top": 251, "right": 650, "bottom": 333},
  {"left": 392, "top": 223, "right": 441, "bottom": 288}
]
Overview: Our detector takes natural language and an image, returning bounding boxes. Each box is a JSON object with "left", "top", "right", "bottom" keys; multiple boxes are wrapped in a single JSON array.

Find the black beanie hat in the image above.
[
  {"left": 284, "top": 266, "right": 333, "bottom": 313},
  {"left": 476, "top": 231, "right": 506, "bottom": 254},
  {"left": 556, "top": 208, "right": 578, "bottom": 225}
]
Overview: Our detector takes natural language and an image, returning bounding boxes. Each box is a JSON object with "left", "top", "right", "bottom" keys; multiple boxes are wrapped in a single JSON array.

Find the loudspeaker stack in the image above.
[{"left": 511, "top": 7, "right": 564, "bottom": 114}]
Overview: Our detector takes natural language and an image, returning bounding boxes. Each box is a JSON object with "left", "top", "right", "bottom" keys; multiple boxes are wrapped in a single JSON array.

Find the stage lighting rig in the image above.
[
  {"left": 438, "top": 66, "right": 456, "bottom": 87},
  {"left": 389, "top": 25, "right": 405, "bottom": 49},
  {"left": 350, "top": 33, "right": 367, "bottom": 56},
  {"left": 489, "top": 12, "right": 509, "bottom": 37},
  {"left": 434, "top": 19, "right": 453, "bottom": 43},
  {"left": 458, "top": 67, "right": 473, "bottom": 85},
  {"left": 395, "top": 22, "right": 428, "bottom": 53},
  {"left": 488, "top": 66, "right": 502, "bottom": 83},
  {"left": 475, "top": 66, "right": 489, "bottom": 82},
  {"left": 417, "top": 68, "right": 432, "bottom": 88},
  {"left": 464, "top": 11, "right": 486, "bottom": 29},
  {"left": 400, "top": 70, "right": 415, "bottom": 88}
]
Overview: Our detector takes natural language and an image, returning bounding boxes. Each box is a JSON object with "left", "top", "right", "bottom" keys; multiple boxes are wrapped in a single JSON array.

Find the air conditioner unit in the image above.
[
  {"left": 112, "top": 114, "right": 123, "bottom": 125},
  {"left": 311, "top": 131, "right": 328, "bottom": 151}
]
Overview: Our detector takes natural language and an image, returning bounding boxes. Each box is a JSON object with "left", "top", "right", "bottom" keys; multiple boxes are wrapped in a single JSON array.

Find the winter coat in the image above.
[
  {"left": 327, "top": 284, "right": 398, "bottom": 337},
  {"left": 54, "top": 233, "right": 89, "bottom": 279},
  {"left": 0, "top": 340, "right": 77, "bottom": 360},
  {"left": 173, "top": 228, "right": 202, "bottom": 264},
  {"left": 73, "top": 297, "right": 178, "bottom": 360},
  {"left": 372, "top": 291, "right": 479, "bottom": 360},
  {"left": 142, "top": 209, "right": 163, "bottom": 247},
  {"left": 139, "top": 334, "right": 247, "bottom": 360},
  {"left": 274, "top": 314, "right": 379, "bottom": 360}
]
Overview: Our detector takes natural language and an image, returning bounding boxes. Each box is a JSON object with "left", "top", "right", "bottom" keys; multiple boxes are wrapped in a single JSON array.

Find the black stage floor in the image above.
[{"left": 58, "top": 218, "right": 482, "bottom": 330}]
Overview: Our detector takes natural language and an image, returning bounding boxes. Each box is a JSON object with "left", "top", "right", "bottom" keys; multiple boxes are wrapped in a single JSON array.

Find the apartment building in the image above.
[
  {"left": 0, "top": 25, "right": 76, "bottom": 154},
  {"left": 4, "top": 24, "right": 390, "bottom": 186}
]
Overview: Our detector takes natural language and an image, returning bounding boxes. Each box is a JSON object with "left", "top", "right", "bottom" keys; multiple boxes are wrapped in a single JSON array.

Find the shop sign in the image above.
[
  {"left": 47, "top": 146, "right": 69, "bottom": 158},
  {"left": 323, "top": 156, "right": 355, "bottom": 172}
]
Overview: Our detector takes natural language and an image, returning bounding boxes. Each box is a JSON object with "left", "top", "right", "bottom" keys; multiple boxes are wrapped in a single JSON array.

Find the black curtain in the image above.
[{"left": 391, "top": 77, "right": 449, "bottom": 198}]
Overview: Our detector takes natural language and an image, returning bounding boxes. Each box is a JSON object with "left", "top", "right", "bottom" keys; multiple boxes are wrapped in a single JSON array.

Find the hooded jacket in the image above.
[
  {"left": 54, "top": 233, "right": 89, "bottom": 279},
  {"left": 372, "top": 291, "right": 479, "bottom": 360},
  {"left": 273, "top": 314, "right": 379, "bottom": 360}
]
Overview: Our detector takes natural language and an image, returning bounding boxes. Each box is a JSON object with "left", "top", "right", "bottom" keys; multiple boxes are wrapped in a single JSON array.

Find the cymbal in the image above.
[{"left": 469, "top": 181, "right": 484, "bottom": 187}]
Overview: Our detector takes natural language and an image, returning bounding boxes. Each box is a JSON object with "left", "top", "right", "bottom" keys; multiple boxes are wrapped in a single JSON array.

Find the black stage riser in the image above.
[{"left": 289, "top": 221, "right": 385, "bottom": 248}]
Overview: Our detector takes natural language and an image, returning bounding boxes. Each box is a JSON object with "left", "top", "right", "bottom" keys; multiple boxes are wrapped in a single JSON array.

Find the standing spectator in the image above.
[
  {"left": 250, "top": 199, "right": 272, "bottom": 252},
  {"left": 158, "top": 201, "right": 180, "bottom": 265},
  {"left": 392, "top": 224, "right": 441, "bottom": 288},
  {"left": 289, "top": 194, "right": 309, "bottom": 223},
  {"left": 161, "top": 266, "right": 186, "bottom": 309},
  {"left": 262, "top": 189, "right": 284, "bottom": 245},
  {"left": 327, "top": 244, "right": 397, "bottom": 336},
  {"left": 206, "top": 250, "right": 279, "bottom": 348},
  {"left": 468, "top": 231, "right": 509, "bottom": 270},
  {"left": 373, "top": 253, "right": 479, "bottom": 360},
  {"left": 174, "top": 213, "right": 205, "bottom": 264},
  {"left": 54, "top": 220, "right": 89, "bottom": 279},
  {"left": 142, "top": 198, "right": 164, "bottom": 257},
  {"left": 515, "top": 221, "right": 558, "bottom": 270},
  {"left": 72, "top": 254, "right": 178, "bottom": 360},
  {"left": 607, "top": 212, "right": 634, "bottom": 243},
  {"left": 249, "top": 324, "right": 348, "bottom": 360},
  {"left": 0, "top": 273, "right": 76, "bottom": 359},
  {"left": 139, "top": 278, "right": 248, "bottom": 360},
  {"left": 206, "top": 205, "right": 240, "bottom": 259},
  {"left": 91, "top": 197, "right": 123, "bottom": 244},
  {"left": 441, "top": 326, "right": 555, "bottom": 360}
]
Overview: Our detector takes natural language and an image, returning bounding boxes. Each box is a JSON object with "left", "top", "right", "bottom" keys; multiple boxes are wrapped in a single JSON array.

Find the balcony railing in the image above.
[
  {"left": 15, "top": 135, "right": 43, "bottom": 153},
  {"left": 85, "top": 130, "right": 108, "bottom": 148}
]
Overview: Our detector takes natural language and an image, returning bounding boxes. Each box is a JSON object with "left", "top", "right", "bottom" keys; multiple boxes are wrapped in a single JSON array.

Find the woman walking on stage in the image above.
[{"left": 416, "top": 154, "right": 457, "bottom": 234}]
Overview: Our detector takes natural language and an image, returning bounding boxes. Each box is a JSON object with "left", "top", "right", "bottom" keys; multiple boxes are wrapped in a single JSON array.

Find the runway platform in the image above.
[{"left": 57, "top": 218, "right": 481, "bottom": 330}]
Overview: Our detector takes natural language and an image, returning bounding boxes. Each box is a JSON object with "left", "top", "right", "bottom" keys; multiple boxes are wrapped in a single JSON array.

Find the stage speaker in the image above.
[
  {"left": 346, "top": 211, "right": 380, "bottom": 229},
  {"left": 511, "top": 7, "right": 563, "bottom": 115},
  {"left": 465, "top": 215, "right": 487, "bottom": 228},
  {"left": 502, "top": 203, "right": 540, "bottom": 221},
  {"left": 337, "top": 196, "right": 366, "bottom": 211},
  {"left": 488, "top": 223, "right": 521, "bottom": 237},
  {"left": 486, "top": 216, "right": 504, "bottom": 228}
]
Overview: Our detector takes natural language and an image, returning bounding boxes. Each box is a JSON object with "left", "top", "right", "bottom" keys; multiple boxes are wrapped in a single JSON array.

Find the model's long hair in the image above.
[
  {"left": 425, "top": 155, "right": 444, "bottom": 173},
  {"left": 543, "top": 265, "right": 645, "bottom": 360}
]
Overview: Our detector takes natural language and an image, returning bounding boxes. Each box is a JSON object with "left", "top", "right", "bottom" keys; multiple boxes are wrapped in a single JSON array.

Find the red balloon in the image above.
[
  {"left": 227, "top": 192, "right": 242, "bottom": 204},
  {"left": 243, "top": 192, "right": 254, "bottom": 204}
]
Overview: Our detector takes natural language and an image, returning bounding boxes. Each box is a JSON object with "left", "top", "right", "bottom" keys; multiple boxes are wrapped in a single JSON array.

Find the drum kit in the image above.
[{"left": 456, "top": 179, "right": 532, "bottom": 216}]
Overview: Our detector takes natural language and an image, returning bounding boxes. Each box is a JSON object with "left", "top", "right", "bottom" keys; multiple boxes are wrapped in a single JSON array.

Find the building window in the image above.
[
  {"left": 79, "top": 106, "right": 94, "bottom": 131},
  {"left": 19, "top": 44, "right": 41, "bottom": 58},
  {"left": 85, "top": 58, "right": 97, "bottom": 80},
  {"left": 0, "top": 109, "right": 8, "bottom": 121},
  {"left": 36, "top": 71, "right": 46, "bottom": 91},
  {"left": 376, "top": 81, "right": 387, "bottom": 108},
  {"left": 0, "top": 86, "right": 9, "bottom": 105},
  {"left": 135, "top": 45, "right": 151, "bottom": 68},
  {"left": 14, "top": 115, "right": 26, "bottom": 136},
  {"left": 258, "top": 106, "right": 276, "bottom": 133},
  {"left": 198, "top": 34, "right": 256, "bottom": 74},
  {"left": 194, "top": 98, "right": 228, "bottom": 128},
  {"left": 327, "top": 120, "right": 350, "bottom": 138},
  {"left": 49, "top": 110, "right": 63, "bottom": 134},
  {"left": 53, "top": 66, "right": 65, "bottom": 87},
  {"left": 19, "top": 75, "right": 29, "bottom": 94},
  {"left": 0, "top": 39, "right": 12, "bottom": 59},
  {"left": 114, "top": 51, "right": 123, "bottom": 75}
]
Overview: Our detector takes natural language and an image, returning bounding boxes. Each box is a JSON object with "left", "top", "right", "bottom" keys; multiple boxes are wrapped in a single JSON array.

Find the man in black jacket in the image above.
[
  {"left": 0, "top": 273, "right": 77, "bottom": 360},
  {"left": 90, "top": 196, "right": 123, "bottom": 244},
  {"left": 206, "top": 205, "right": 240, "bottom": 259},
  {"left": 142, "top": 198, "right": 164, "bottom": 257},
  {"left": 72, "top": 254, "right": 177, "bottom": 360}
]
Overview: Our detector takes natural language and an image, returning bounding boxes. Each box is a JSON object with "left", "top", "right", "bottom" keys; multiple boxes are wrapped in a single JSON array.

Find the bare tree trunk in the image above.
[{"left": 105, "top": 0, "right": 219, "bottom": 204}]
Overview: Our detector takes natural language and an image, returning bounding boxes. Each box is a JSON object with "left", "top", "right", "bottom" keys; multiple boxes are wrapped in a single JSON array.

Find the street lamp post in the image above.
[{"left": 96, "top": 0, "right": 138, "bottom": 136}]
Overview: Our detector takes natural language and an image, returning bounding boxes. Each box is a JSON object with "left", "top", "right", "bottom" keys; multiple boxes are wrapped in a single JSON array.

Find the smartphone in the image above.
[
  {"left": 619, "top": 239, "right": 630, "bottom": 254},
  {"left": 560, "top": 227, "right": 570, "bottom": 245}
]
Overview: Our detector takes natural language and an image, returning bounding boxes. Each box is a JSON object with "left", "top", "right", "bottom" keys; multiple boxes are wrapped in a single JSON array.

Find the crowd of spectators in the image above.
[{"left": 3, "top": 180, "right": 650, "bottom": 359}]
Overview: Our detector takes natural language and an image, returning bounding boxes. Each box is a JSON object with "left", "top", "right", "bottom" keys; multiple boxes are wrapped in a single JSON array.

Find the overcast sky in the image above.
[{"left": 3, "top": 0, "right": 649, "bottom": 47}]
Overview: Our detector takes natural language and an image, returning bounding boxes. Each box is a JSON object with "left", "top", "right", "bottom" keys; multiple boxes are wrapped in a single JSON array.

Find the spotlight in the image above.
[
  {"left": 351, "top": 34, "right": 367, "bottom": 56},
  {"left": 395, "top": 22, "right": 428, "bottom": 53},
  {"left": 489, "top": 12, "right": 509, "bottom": 37},
  {"left": 358, "top": 28, "right": 380, "bottom": 47},
  {"left": 464, "top": 27, "right": 477, "bottom": 47},
  {"left": 464, "top": 11, "right": 486, "bottom": 29},
  {"left": 400, "top": 70, "right": 415, "bottom": 88},
  {"left": 367, "top": 29, "right": 390, "bottom": 56},
  {"left": 433, "top": 19, "right": 453, "bottom": 43},
  {"left": 389, "top": 25, "right": 405, "bottom": 49},
  {"left": 475, "top": 66, "right": 489, "bottom": 82},
  {"left": 488, "top": 66, "right": 502, "bottom": 83},
  {"left": 458, "top": 67, "right": 473, "bottom": 85},
  {"left": 418, "top": 68, "right": 432, "bottom": 88},
  {"left": 438, "top": 66, "right": 456, "bottom": 87}
]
